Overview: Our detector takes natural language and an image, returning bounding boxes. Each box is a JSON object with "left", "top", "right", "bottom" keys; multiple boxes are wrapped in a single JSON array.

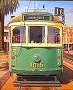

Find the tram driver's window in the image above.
[
  {"left": 48, "top": 27, "right": 60, "bottom": 43},
  {"left": 12, "top": 27, "right": 26, "bottom": 43},
  {"left": 29, "top": 26, "right": 45, "bottom": 43}
]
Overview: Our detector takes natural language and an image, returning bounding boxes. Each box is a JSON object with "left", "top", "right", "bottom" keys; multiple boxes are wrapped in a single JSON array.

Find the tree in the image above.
[{"left": 0, "top": 0, "right": 19, "bottom": 50}]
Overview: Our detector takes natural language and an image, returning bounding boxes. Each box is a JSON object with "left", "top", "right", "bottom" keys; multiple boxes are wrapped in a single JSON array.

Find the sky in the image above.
[{"left": 4, "top": 1, "right": 73, "bottom": 26}]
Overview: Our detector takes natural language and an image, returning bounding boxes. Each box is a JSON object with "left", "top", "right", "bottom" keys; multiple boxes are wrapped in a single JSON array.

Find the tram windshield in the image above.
[
  {"left": 48, "top": 27, "right": 60, "bottom": 44},
  {"left": 28, "top": 26, "right": 45, "bottom": 43},
  {"left": 11, "top": 26, "right": 61, "bottom": 45},
  {"left": 12, "top": 26, "right": 26, "bottom": 43}
]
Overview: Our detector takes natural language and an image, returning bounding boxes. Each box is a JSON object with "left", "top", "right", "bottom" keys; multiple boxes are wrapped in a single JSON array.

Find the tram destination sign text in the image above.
[{"left": 23, "top": 15, "right": 53, "bottom": 21}]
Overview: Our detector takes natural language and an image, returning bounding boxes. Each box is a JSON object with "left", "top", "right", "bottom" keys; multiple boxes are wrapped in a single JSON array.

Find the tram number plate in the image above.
[{"left": 31, "top": 63, "right": 44, "bottom": 68}]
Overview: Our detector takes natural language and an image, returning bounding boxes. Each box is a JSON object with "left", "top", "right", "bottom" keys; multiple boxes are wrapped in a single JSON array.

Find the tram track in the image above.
[
  {"left": 16, "top": 86, "right": 60, "bottom": 90},
  {"left": 1, "top": 64, "right": 73, "bottom": 90},
  {"left": 0, "top": 70, "right": 10, "bottom": 89},
  {"left": 63, "top": 52, "right": 73, "bottom": 70},
  {"left": 63, "top": 52, "right": 73, "bottom": 65}
]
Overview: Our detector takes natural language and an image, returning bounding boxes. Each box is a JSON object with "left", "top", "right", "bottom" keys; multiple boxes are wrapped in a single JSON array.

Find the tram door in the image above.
[{"left": 28, "top": 26, "right": 45, "bottom": 43}]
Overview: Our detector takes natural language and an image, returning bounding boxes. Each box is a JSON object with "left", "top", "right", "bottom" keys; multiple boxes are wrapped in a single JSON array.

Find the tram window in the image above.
[
  {"left": 28, "top": 26, "right": 45, "bottom": 43},
  {"left": 12, "top": 27, "right": 26, "bottom": 43},
  {"left": 48, "top": 27, "right": 60, "bottom": 43}
]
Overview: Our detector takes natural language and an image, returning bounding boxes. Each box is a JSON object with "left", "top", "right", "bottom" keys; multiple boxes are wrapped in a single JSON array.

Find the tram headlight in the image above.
[
  {"left": 12, "top": 56, "right": 16, "bottom": 60},
  {"left": 57, "top": 56, "right": 61, "bottom": 60}
]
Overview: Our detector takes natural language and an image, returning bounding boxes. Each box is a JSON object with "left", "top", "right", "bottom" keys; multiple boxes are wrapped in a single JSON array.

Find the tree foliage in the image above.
[
  {"left": 0, "top": 0, "right": 19, "bottom": 15},
  {"left": 0, "top": 0, "right": 19, "bottom": 50}
]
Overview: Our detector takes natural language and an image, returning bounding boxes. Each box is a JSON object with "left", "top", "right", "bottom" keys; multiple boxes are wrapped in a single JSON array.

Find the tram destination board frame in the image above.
[{"left": 22, "top": 14, "right": 53, "bottom": 21}]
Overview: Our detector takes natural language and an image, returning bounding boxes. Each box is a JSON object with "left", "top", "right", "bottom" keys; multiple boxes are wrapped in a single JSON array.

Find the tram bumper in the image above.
[{"left": 11, "top": 68, "right": 62, "bottom": 76}]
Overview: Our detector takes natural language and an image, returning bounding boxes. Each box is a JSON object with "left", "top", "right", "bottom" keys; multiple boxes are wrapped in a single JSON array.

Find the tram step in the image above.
[{"left": 13, "top": 76, "right": 61, "bottom": 87}]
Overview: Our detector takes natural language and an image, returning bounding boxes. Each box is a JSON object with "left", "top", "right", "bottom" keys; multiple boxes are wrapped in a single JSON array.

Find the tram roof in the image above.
[
  {"left": 22, "top": 9, "right": 52, "bottom": 15},
  {"left": 8, "top": 12, "right": 62, "bottom": 24},
  {"left": 21, "top": 12, "right": 52, "bottom": 15}
]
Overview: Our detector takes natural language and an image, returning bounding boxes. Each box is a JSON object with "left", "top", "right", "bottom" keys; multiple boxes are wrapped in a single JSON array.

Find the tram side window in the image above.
[
  {"left": 12, "top": 27, "right": 26, "bottom": 43},
  {"left": 48, "top": 27, "right": 60, "bottom": 43}
]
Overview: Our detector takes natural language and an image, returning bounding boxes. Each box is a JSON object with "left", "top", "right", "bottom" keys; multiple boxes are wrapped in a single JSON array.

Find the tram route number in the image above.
[{"left": 31, "top": 63, "right": 44, "bottom": 68}]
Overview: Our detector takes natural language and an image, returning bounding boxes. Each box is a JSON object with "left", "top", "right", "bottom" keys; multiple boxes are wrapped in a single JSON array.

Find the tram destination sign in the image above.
[{"left": 22, "top": 15, "right": 53, "bottom": 21}]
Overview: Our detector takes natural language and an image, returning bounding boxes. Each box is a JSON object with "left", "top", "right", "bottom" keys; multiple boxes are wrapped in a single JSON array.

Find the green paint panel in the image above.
[{"left": 10, "top": 47, "right": 62, "bottom": 74}]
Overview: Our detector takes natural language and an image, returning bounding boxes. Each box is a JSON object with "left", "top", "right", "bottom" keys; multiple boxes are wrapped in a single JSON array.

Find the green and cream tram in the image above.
[{"left": 8, "top": 9, "right": 63, "bottom": 79}]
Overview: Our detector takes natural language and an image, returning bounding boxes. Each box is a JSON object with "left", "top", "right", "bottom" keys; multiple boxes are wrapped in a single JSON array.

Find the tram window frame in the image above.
[
  {"left": 12, "top": 26, "right": 26, "bottom": 43},
  {"left": 28, "top": 26, "right": 45, "bottom": 44},
  {"left": 47, "top": 27, "right": 60, "bottom": 44}
]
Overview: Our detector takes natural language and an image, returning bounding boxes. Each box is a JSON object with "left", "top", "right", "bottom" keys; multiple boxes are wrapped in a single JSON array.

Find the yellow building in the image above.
[
  {"left": 63, "top": 26, "right": 73, "bottom": 44},
  {"left": 63, "top": 26, "right": 73, "bottom": 49}
]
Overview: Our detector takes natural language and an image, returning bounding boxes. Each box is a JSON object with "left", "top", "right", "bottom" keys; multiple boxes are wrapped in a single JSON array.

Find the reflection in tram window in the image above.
[
  {"left": 29, "top": 26, "right": 45, "bottom": 43},
  {"left": 48, "top": 27, "right": 60, "bottom": 43},
  {"left": 12, "top": 27, "right": 26, "bottom": 43}
]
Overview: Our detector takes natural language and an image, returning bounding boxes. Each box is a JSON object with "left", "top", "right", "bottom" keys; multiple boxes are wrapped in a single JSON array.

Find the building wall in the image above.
[{"left": 63, "top": 26, "right": 73, "bottom": 44}]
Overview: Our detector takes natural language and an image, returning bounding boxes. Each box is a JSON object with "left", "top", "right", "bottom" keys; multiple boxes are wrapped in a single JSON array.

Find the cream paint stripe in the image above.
[
  {"left": 11, "top": 43, "right": 62, "bottom": 47},
  {"left": 9, "top": 21, "right": 62, "bottom": 27},
  {"left": 26, "top": 25, "right": 28, "bottom": 45},
  {"left": 45, "top": 25, "right": 48, "bottom": 45}
]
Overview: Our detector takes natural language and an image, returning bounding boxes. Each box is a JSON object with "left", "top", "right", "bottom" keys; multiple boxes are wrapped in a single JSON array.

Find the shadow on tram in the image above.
[{"left": 60, "top": 65, "right": 73, "bottom": 84}]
